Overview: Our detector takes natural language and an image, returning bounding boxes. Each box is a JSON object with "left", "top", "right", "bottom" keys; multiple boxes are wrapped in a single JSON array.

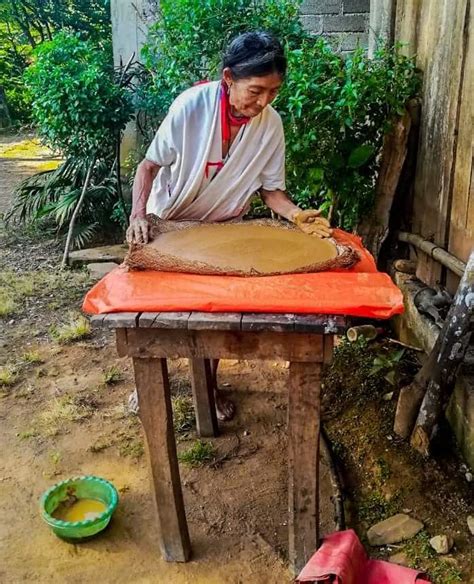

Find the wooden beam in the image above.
[
  {"left": 90, "top": 314, "right": 106, "bottom": 328},
  {"left": 189, "top": 359, "right": 218, "bottom": 437},
  {"left": 293, "top": 314, "right": 347, "bottom": 334},
  {"left": 187, "top": 312, "right": 242, "bottom": 331},
  {"left": 241, "top": 313, "right": 295, "bottom": 332},
  {"left": 288, "top": 361, "right": 322, "bottom": 574},
  {"left": 102, "top": 312, "right": 139, "bottom": 328},
  {"left": 139, "top": 312, "right": 161, "bottom": 327},
  {"left": 133, "top": 357, "right": 191, "bottom": 562},
  {"left": 123, "top": 329, "right": 324, "bottom": 362},
  {"left": 152, "top": 312, "right": 191, "bottom": 329}
]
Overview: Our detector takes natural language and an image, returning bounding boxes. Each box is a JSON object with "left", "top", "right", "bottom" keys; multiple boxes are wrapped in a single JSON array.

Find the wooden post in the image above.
[
  {"left": 288, "top": 360, "right": 322, "bottom": 574},
  {"left": 409, "top": 251, "right": 474, "bottom": 455},
  {"left": 133, "top": 356, "right": 191, "bottom": 562},
  {"left": 189, "top": 358, "right": 218, "bottom": 437},
  {"left": 357, "top": 108, "right": 412, "bottom": 261}
]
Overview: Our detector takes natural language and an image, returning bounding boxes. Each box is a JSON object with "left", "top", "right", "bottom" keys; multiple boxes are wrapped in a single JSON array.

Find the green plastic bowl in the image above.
[{"left": 40, "top": 475, "right": 118, "bottom": 540}]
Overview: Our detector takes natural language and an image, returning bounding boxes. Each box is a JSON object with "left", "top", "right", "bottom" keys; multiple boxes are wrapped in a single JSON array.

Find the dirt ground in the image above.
[{"left": 1, "top": 134, "right": 473, "bottom": 583}]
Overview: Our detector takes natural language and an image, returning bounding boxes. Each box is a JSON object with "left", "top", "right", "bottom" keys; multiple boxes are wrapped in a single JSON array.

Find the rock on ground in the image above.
[
  {"left": 86, "top": 262, "right": 119, "bottom": 280},
  {"left": 429, "top": 534, "right": 453, "bottom": 554},
  {"left": 468, "top": 516, "right": 474, "bottom": 535},
  {"left": 367, "top": 513, "right": 424, "bottom": 546},
  {"left": 69, "top": 244, "right": 127, "bottom": 267}
]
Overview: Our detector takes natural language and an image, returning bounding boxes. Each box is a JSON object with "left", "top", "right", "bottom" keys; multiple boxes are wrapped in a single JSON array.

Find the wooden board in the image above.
[
  {"left": 447, "top": 5, "right": 473, "bottom": 293},
  {"left": 133, "top": 357, "right": 191, "bottom": 562},
  {"left": 120, "top": 328, "right": 324, "bottom": 363},
  {"left": 421, "top": 1, "right": 468, "bottom": 285},
  {"left": 241, "top": 313, "right": 295, "bottom": 332},
  {"left": 395, "top": 0, "right": 470, "bottom": 286},
  {"left": 187, "top": 312, "right": 242, "bottom": 331},
  {"left": 288, "top": 361, "right": 322, "bottom": 573},
  {"left": 100, "top": 311, "right": 347, "bottom": 334}
]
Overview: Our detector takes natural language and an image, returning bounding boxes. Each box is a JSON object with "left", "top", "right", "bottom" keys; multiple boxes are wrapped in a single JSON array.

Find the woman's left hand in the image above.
[{"left": 291, "top": 209, "right": 333, "bottom": 238}]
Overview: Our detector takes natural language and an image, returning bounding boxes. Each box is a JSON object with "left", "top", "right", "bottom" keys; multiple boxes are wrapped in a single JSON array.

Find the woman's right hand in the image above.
[{"left": 126, "top": 216, "right": 150, "bottom": 244}]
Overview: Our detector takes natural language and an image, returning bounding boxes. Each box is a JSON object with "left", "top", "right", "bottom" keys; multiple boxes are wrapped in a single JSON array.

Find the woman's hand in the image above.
[
  {"left": 126, "top": 216, "right": 150, "bottom": 244},
  {"left": 291, "top": 209, "right": 333, "bottom": 238}
]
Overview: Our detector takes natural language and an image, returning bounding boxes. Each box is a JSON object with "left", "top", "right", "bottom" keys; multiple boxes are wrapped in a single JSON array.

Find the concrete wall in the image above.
[
  {"left": 300, "top": 0, "right": 370, "bottom": 53},
  {"left": 110, "top": 0, "right": 156, "bottom": 160}
]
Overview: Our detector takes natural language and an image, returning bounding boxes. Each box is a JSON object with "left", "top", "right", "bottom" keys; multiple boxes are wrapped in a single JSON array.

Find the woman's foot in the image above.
[{"left": 215, "top": 391, "right": 236, "bottom": 421}]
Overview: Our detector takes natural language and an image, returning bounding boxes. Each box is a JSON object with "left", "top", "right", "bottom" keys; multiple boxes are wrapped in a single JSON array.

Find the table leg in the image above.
[
  {"left": 288, "top": 360, "right": 322, "bottom": 574},
  {"left": 189, "top": 358, "right": 218, "bottom": 437},
  {"left": 133, "top": 357, "right": 191, "bottom": 562}
]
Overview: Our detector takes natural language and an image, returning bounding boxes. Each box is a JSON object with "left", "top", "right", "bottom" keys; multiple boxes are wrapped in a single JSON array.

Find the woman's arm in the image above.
[
  {"left": 126, "top": 159, "right": 161, "bottom": 244},
  {"left": 261, "top": 188, "right": 332, "bottom": 237}
]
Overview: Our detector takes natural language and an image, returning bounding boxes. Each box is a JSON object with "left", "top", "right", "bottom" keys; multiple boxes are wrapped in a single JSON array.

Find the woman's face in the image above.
[{"left": 223, "top": 69, "right": 283, "bottom": 118}]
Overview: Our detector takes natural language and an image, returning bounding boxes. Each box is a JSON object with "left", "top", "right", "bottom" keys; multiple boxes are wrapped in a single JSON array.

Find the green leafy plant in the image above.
[
  {"left": 178, "top": 439, "right": 217, "bottom": 467},
  {"left": 370, "top": 348, "right": 405, "bottom": 386},
  {"left": 277, "top": 40, "right": 420, "bottom": 229},
  {"left": 102, "top": 366, "right": 123, "bottom": 385},
  {"left": 7, "top": 31, "right": 134, "bottom": 250},
  {"left": 0, "top": 0, "right": 112, "bottom": 124}
]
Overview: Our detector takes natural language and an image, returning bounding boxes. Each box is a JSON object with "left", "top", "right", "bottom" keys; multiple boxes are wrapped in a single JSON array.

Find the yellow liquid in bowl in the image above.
[{"left": 53, "top": 498, "right": 107, "bottom": 522}]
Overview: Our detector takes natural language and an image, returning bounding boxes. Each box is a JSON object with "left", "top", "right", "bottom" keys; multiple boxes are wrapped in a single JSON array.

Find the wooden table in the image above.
[{"left": 92, "top": 310, "right": 348, "bottom": 574}]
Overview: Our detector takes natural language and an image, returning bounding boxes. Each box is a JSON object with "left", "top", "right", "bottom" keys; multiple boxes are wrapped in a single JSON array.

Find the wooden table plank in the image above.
[
  {"left": 293, "top": 314, "right": 347, "bottom": 334},
  {"left": 152, "top": 312, "right": 191, "bottom": 329},
  {"left": 288, "top": 361, "right": 322, "bottom": 573},
  {"left": 241, "top": 313, "right": 295, "bottom": 332},
  {"left": 123, "top": 328, "right": 324, "bottom": 362},
  {"left": 90, "top": 314, "right": 106, "bottom": 329},
  {"left": 187, "top": 312, "right": 242, "bottom": 331},
  {"left": 139, "top": 312, "right": 161, "bottom": 327},
  {"left": 133, "top": 357, "right": 191, "bottom": 562},
  {"left": 102, "top": 312, "right": 140, "bottom": 328}
]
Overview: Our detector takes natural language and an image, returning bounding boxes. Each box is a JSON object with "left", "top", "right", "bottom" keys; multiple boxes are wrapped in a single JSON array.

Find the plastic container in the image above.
[{"left": 40, "top": 475, "right": 118, "bottom": 540}]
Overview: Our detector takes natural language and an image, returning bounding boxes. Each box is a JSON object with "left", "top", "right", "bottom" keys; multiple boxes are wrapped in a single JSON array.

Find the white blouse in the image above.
[{"left": 145, "top": 80, "right": 286, "bottom": 221}]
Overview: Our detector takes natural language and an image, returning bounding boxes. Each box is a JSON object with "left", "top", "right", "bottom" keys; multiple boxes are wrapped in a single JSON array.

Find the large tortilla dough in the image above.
[{"left": 148, "top": 223, "right": 338, "bottom": 274}]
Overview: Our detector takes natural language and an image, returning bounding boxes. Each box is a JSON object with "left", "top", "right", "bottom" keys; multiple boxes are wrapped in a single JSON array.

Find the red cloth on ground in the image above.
[
  {"left": 82, "top": 230, "right": 404, "bottom": 319},
  {"left": 296, "top": 530, "right": 431, "bottom": 584}
]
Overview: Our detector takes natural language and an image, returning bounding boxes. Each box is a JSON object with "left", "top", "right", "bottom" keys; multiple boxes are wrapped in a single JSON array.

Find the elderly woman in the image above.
[{"left": 127, "top": 31, "right": 331, "bottom": 419}]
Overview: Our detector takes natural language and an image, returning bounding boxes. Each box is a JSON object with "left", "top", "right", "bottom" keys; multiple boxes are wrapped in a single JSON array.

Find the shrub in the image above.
[{"left": 8, "top": 31, "right": 134, "bottom": 248}]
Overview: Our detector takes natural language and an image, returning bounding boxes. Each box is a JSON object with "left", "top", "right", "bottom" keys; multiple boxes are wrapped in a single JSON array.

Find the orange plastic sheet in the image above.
[{"left": 83, "top": 230, "right": 404, "bottom": 319}]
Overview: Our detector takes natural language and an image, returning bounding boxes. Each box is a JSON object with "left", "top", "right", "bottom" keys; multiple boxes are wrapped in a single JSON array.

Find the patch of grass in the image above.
[
  {"left": 172, "top": 395, "right": 195, "bottom": 433},
  {"left": 323, "top": 338, "right": 384, "bottom": 414},
  {"left": 0, "top": 291, "right": 16, "bottom": 316},
  {"left": 50, "top": 315, "right": 91, "bottom": 344},
  {"left": 49, "top": 451, "right": 61, "bottom": 466},
  {"left": 178, "top": 439, "right": 217, "bottom": 467},
  {"left": 17, "top": 429, "right": 38, "bottom": 440},
  {"left": 403, "top": 532, "right": 462, "bottom": 584},
  {"left": 21, "top": 350, "right": 43, "bottom": 364},
  {"left": 0, "top": 366, "right": 18, "bottom": 386},
  {"left": 102, "top": 365, "right": 123, "bottom": 385},
  {"left": 375, "top": 457, "right": 391, "bottom": 483},
  {"left": 89, "top": 436, "right": 113, "bottom": 453},
  {"left": 118, "top": 436, "right": 144, "bottom": 458},
  {"left": 0, "top": 269, "right": 90, "bottom": 318},
  {"left": 357, "top": 490, "right": 400, "bottom": 524},
  {"left": 38, "top": 394, "right": 94, "bottom": 436}
]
